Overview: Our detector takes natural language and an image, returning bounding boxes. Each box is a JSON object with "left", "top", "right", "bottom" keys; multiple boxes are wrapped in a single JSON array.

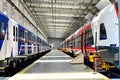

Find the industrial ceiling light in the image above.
[
  {"left": 46, "top": 19, "right": 73, "bottom": 22},
  {"left": 85, "top": 12, "right": 94, "bottom": 21},
  {"left": 41, "top": 13, "right": 79, "bottom": 17},
  {"left": 96, "top": 0, "right": 111, "bottom": 10},
  {"left": 47, "top": 23, "right": 69, "bottom": 26},
  {"left": 35, "top": 4, "right": 80, "bottom": 9}
]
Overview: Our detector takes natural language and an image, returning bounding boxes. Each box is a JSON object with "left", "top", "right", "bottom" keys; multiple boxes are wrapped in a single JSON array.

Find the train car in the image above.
[
  {"left": 91, "top": 2, "right": 119, "bottom": 68},
  {"left": 61, "top": 2, "right": 120, "bottom": 71},
  {"left": 0, "top": 11, "right": 50, "bottom": 72}
]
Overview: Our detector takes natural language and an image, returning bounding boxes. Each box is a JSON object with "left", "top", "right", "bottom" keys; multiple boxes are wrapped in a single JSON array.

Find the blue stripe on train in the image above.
[{"left": 0, "top": 12, "right": 9, "bottom": 50}]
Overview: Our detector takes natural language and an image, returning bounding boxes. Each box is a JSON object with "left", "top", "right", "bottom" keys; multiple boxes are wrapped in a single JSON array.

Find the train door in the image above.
[
  {"left": 81, "top": 33, "right": 83, "bottom": 53},
  {"left": 81, "top": 32, "right": 87, "bottom": 55},
  {"left": 12, "top": 25, "right": 18, "bottom": 56}
]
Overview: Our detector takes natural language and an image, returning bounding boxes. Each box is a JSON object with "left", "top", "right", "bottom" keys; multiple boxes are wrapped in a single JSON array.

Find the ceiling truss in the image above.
[{"left": 23, "top": 0, "right": 103, "bottom": 38}]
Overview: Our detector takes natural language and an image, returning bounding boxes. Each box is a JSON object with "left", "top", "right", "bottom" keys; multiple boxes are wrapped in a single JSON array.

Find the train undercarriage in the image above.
[{"left": 0, "top": 50, "right": 51, "bottom": 73}]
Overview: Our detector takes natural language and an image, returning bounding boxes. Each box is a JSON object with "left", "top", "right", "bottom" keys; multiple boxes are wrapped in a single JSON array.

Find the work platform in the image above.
[{"left": 8, "top": 50, "right": 109, "bottom": 80}]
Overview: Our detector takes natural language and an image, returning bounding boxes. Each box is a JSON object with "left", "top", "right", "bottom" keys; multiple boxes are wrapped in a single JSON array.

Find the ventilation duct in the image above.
[
  {"left": 96, "top": 0, "right": 111, "bottom": 10},
  {"left": 85, "top": 12, "right": 94, "bottom": 21}
]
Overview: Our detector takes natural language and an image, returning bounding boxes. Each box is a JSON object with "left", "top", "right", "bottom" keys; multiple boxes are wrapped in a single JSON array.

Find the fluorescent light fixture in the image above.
[
  {"left": 38, "top": 13, "right": 79, "bottom": 17},
  {"left": 37, "top": 4, "right": 80, "bottom": 9},
  {"left": 47, "top": 22, "right": 70, "bottom": 25},
  {"left": 85, "top": 12, "right": 94, "bottom": 21},
  {"left": 96, "top": 0, "right": 111, "bottom": 10},
  {"left": 49, "top": 30, "right": 56, "bottom": 32},
  {"left": 47, "top": 23, "right": 69, "bottom": 26},
  {"left": 46, "top": 19, "right": 73, "bottom": 22},
  {"left": 56, "top": 1, "right": 79, "bottom": 5},
  {"left": 48, "top": 29, "right": 66, "bottom": 31},
  {"left": 48, "top": 27, "right": 67, "bottom": 29}
]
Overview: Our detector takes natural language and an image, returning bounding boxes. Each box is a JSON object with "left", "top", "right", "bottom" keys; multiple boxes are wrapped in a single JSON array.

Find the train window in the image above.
[
  {"left": 31, "top": 35, "right": 34, "bottom": 43},
  {"left": 37, "top": 38, "right": 39, "bottom": 43},
  {"left": 0, "top": 21, "right": 5, "bottom": 40},
  {"left": 27, "top": 33, "right": 31, "bottom": 40},
  {"left": 67, "top": 40, "right": 69, "bottom": 47},
  {"left": 79, "top": 36, "right": 81, "bottom": 46},
  {"left": 34, "top": 36, "right": 35, "bottom": 42},
  {"left": 86, "top": 29, "right": 94, "bottom": 46},
  {"left": 75, "top": 35, "right": 80, "bottom": 47},
  {"left": 25, "top": 32, "right": 27, "bottom": 40},
  {"left": 20, "top": 29, "right": 24, "bottom": 38},
  {"left": 25, "top": 31, "right": 29, "bottom": 43},
  {"left": 75, "top": 38, "right": 77, "bottom": 47},
  {"left": 70, "top": 39, "right": 75, "bottom": 47},
  {"left": 100, "top": 23, "right": 107, "bottom": 40},
  {"left": 35, "top": 36, "right": 37, "bottom": 42},
  {"left": 28, "top": 33, "right": 31, "bottom": 41}
]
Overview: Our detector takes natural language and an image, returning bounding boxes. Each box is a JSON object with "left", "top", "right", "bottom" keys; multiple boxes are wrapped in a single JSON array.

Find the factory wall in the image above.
[{"left": 48, "top": 38, "right": 64, "bottom": 49}]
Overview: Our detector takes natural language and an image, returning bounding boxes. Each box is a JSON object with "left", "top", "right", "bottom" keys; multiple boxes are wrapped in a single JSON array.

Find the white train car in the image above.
[
  {"left": 0, "top": 11, "right": 51, "bottom": 72},
  {"left": 91, "top": 2, "right": 119, "bottom": 67}
]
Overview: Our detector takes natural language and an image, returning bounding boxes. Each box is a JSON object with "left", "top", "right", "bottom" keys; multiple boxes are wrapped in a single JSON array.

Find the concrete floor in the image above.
[{"left": 8, "top": 49, "right": 109, "bottom": 80}]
